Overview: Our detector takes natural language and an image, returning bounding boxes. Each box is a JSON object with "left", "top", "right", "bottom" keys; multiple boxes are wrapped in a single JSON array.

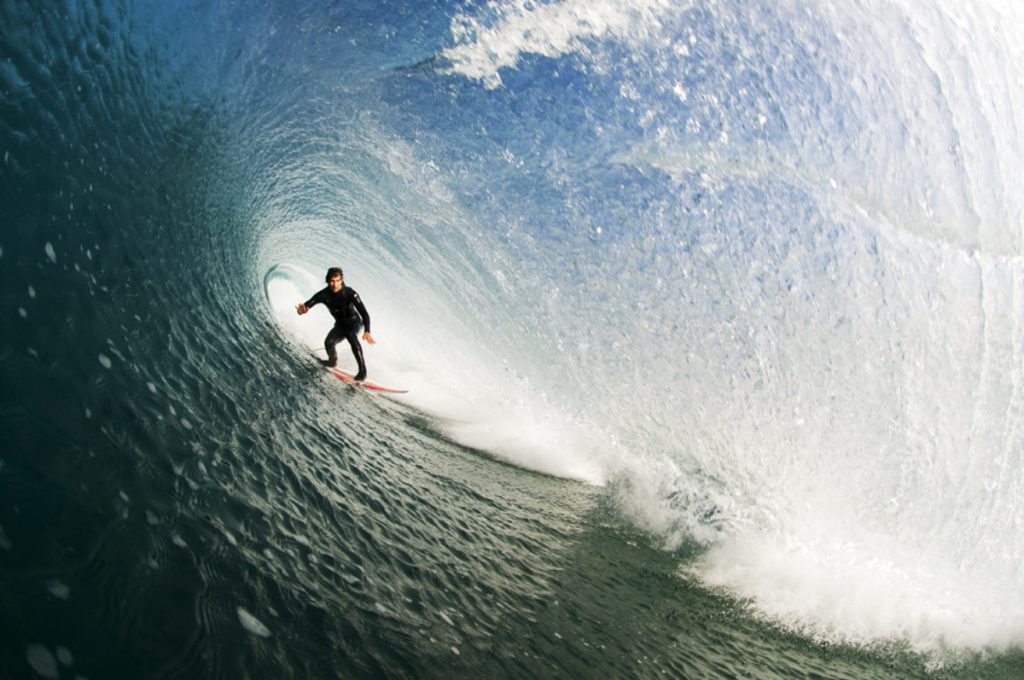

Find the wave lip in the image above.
[{"left": 441, "top": 0, "right": 680, "bottom": 87}]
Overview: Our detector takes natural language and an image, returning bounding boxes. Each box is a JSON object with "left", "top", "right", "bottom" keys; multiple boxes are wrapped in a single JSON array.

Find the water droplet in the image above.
[
  {"left": 25, "top": 645, "right": 58, "bottom": 679},
  {"left": 237, "top": 607, "right": 271, "bottom": 637},
  {"left": 47, "top": 580, "right": 71, "bottom": 600},
  {"left": 56, "top": 647, "right": 73, "bottom": 666}
]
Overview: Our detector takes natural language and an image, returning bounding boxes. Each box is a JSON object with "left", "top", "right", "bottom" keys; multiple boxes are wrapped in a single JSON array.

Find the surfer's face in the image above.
[{"left": 328, "top": 274, "right": 343, "bottom": 292}]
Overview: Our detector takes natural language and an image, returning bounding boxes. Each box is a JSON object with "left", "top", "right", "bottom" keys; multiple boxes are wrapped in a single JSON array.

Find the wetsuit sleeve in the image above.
[
  {"left": 304, "top": 288, "right": 327, "bottom": 308},
  {"left": 352, "top": 290, "right": 371, "bottom": 333}
]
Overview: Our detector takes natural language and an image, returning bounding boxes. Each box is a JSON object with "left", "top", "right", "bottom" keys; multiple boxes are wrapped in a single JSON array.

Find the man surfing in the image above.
[{"left": 296, "top": 267, "right": 375, "bottom": 381}]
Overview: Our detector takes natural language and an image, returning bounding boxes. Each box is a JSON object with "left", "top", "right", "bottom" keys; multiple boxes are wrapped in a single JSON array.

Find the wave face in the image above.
[{"left": 3, "top": 0, "right": 1024, "bottom": 675}]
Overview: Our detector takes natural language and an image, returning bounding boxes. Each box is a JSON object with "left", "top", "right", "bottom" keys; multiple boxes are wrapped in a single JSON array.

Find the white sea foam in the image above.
[
  {"left": 442, "top": 0, "right": 680, "bottom": 87},
  {"left": 693, "top": 529, "right": 1024, "bottom": 653}
]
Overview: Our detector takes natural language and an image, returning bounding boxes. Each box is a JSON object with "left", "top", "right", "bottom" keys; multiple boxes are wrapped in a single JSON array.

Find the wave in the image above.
[{"left": 5, "top": 0, "right": 1024, "bottom": 664}]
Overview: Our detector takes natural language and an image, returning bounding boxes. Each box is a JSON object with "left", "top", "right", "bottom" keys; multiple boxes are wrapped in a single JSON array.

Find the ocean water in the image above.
[{"left": 3, "top": 0, "right": 1024, "bottom": 677}]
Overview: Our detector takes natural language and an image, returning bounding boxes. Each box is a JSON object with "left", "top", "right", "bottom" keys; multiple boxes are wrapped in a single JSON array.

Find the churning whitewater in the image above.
[{"left": 3, "top": 0, "right": 1024, "bottom": 677}]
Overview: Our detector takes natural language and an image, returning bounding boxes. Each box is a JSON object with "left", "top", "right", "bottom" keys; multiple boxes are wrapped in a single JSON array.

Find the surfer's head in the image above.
[{"left": 326, "top": 267, "right": 344, "bottom": 292}]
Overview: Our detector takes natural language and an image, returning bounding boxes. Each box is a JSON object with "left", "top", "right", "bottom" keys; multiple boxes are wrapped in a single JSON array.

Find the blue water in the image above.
[{"left": 4, "top": 0, "right": 1024, "bottom": 677}]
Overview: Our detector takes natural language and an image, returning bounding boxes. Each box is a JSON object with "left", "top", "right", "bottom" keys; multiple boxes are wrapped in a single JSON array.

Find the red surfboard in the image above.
[{"left": 325, "top": 365, "right": 408, "bottom": 394}]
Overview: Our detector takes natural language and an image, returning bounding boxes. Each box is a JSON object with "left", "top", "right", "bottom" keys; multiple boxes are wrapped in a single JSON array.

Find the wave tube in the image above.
[{"left": 9, "top": 0, "right": 1021, "bottom": 665}]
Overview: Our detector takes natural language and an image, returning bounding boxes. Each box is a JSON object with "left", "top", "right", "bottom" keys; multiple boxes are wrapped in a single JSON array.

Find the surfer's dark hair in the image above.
[{"left": 325, "top": 267, "right": 343, "bottom": 282}]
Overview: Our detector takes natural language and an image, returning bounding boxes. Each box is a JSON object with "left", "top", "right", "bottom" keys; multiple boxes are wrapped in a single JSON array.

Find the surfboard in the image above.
[
  {"left": 323, "top": 364, "right": 409, "bottom": 394},
  {"left": 309, "top": 351, "right": 407, "bottom": 393}
]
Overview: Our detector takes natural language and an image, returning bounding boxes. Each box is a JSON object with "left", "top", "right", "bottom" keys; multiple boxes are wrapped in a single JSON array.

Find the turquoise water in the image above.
[{"left": 3, "top": 0, "right": 1024, "bottom": 677}]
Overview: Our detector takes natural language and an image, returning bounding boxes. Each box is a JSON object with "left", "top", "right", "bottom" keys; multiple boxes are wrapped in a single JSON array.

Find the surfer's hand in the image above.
[
  {"left": 296, "top": 303, "right": 308, "bottom": 315},
  {"left": 363, "top": 331, "right": 376, "bottom": 345}
]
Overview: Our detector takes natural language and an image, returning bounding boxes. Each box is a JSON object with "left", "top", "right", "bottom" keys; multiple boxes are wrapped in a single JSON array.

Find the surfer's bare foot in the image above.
[
  {"left": 320, "top": 358, "right": 337, "bottom": 368},
  {"left": 354, "top": 372, "right": 366, "bottom": 382}
]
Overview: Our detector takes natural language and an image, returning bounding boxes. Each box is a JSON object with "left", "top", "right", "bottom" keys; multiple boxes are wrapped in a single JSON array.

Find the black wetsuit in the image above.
[{"left": 304, "top": 286, "right": 371, "bottom": 378}]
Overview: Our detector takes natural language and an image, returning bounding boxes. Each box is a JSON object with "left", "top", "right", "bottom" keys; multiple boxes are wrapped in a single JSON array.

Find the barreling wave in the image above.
[{"left": 4, "top": 0, "right": 1024, "bottom": 671}]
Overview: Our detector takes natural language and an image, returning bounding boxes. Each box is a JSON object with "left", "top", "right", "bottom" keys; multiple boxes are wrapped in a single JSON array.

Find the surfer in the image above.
[{"left": 296, "top": 267, "right": 375, "bottom": 381}]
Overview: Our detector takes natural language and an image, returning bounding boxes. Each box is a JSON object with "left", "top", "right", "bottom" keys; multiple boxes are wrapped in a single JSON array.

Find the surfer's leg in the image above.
[
  {"left": 323, "top": 325, "right": 346, "bottom": 367},
  {"left": 344, "top": 323, "right": 366, "bottom": 380}
]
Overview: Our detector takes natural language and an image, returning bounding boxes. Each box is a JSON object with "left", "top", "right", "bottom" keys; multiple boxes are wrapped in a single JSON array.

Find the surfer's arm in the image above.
[{"left": 296, "top": 289, "right": 325, "bottom": 315}]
